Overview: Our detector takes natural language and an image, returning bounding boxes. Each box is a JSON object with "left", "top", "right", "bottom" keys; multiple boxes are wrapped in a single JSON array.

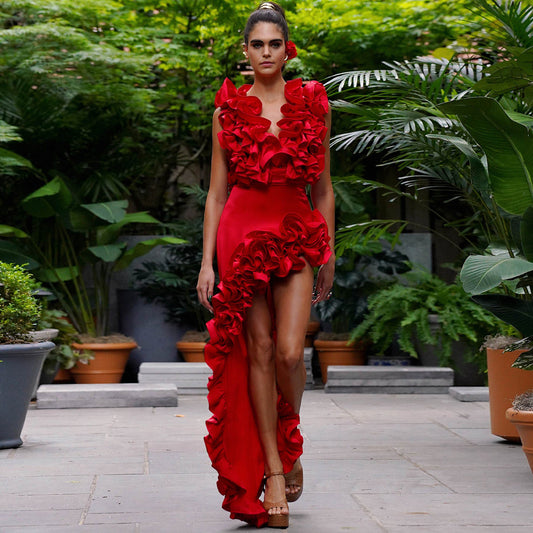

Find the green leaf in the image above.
[
  {"left": 439, "top": 97, "right": 533, "bottom": 215},
  {"left": 113, "top": 237, "right": 186, "bottom": 271},
  {"left": 0, "top": 240, "right": 39, "bottom": 269},
  {"left": 521, "top": 206, "right": 533, "bottom": 262},
  {"left": 81, "top": 200, "right": 128, "bottom": 224},
  {"left": 472, "top": 294, "right": 533, "bottom": 337},
  {"left": 0, "top": 147, "right": 33, "bottom": 169},
  {"left": 37, "top": 266, "right": 80, "bottom": 282},
  {"left": 22, "top": 177, "right": 72, "bottom": 218},
  {"left": 512, "top": 348, "right": 533, "bottom": 370},
  {"left": 427, "top": 134, "right": 490, "bottom": 194},
  {"left": 461, "top": 254, "right": 533, "bottom": 294},
  {"left": 85, "top": 243, "right": 127, "bottom": 263},
  {"left": 97, "top": 212, "right": 160, "bottom": 245},
  {"left": 0, "top": 225, "right": 29, "bottom": 238}
]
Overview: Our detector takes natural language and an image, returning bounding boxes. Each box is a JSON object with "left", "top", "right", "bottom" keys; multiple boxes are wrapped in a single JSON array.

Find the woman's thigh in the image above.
[
  {"left": 272, "top": 262, "right": 314, "bottom": 355},
  {"left": 244, "top": 290, "right": 274, "bottom": 364}
]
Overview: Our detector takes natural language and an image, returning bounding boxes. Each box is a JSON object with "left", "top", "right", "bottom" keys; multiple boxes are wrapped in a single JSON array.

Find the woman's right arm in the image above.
[{"left": 197, "top": 108, "right": 228, "bottom": 313}]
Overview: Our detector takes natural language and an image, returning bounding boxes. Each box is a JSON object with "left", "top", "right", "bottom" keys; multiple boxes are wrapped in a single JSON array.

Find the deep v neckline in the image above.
[{"left": 244, "top": 83, "right": 288, "bottom": 140}]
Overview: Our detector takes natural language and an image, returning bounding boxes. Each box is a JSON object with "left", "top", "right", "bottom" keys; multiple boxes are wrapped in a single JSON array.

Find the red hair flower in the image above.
[{"left": 285, "top": 40, "right": 297, "bottom": 60}]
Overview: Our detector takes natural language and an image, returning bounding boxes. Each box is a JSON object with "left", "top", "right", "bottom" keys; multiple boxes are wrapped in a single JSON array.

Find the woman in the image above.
[{"left": 197, "top": 2, "right": 335, "bottom": 528}]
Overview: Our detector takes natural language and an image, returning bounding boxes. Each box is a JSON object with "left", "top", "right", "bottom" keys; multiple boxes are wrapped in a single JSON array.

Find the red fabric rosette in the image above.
[{"left": 285, "top": 40, "right": 298, "bottom": 60}]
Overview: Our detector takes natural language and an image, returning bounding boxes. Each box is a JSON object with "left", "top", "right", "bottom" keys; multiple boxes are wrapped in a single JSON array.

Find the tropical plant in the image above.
[
  {"left": 133, "top": 219, "right": 211, "bottom": 333},
  {"left": 0, "top": 176, "right": 184, "bottom": 338},
  {"left": 0, "top": 261, "right": 41, "bottom": 343},
  {"left": 133, "top": 185, "right": 210, "bottom": 333},
  {"left": 327, "top": 0, "right": 533, "bottom": 368},
  {"left": 38, "top": 308, "right": 92, "bottom": 371},
  {"left": 315, "top": 245, "right": 410, "bottom": 336},
  {"left": 351, "top": 270, "right": 507, "bottom": 366}
]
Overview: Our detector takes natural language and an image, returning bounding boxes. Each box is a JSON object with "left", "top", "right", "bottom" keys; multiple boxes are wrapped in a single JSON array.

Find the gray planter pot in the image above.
[{"left": 0, "top": 341, "right": 55, "bottom": 449}]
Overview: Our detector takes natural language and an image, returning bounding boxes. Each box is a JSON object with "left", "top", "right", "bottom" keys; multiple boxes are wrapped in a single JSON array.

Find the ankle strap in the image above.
[{"left": 265, "top": 471, "right": 284, "bottom": 479}]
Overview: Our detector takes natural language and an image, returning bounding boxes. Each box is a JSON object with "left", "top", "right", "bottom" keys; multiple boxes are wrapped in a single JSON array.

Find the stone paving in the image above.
[{"left": 1, "top": 390, "right": 532, "bottom": 532}]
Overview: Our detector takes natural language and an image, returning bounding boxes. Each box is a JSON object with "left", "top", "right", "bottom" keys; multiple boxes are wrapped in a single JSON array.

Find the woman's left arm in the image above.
[{"left": 311, "top": 108, "right": 335, "bottom": 304}]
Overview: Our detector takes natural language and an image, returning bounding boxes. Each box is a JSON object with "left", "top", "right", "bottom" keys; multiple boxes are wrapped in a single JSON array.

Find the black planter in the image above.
[{"left": 0, "top": 341, "right": 55, "bottom": 449}]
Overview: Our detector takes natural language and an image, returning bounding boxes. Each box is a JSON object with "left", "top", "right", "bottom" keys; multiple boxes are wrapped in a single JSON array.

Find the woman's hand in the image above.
[
  {"left": 312, "top": 253, "right": 335, "bottom": 305},
  {"left": 197, "top": 265, "right": 215, "bottom": 313}
]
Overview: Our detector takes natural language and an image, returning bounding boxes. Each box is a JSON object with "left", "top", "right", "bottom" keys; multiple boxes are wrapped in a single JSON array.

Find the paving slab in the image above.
[
  {"left": 449, "top": 386, "right": 489, "bottom": 402},
  {"left": 37, "top": 383, "right": 178, "bottom": 408},
  {"left": 0, "top": 391, "right": 532, "bottom": 532}
]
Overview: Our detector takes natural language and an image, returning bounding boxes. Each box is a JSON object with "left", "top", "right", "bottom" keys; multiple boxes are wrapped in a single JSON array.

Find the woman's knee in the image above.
[
  {"left": 247, "top": 333, "right": 275, "bottom": 367},
  {"left": 276, "top": 342, "right": 304, "bottom": 372}
]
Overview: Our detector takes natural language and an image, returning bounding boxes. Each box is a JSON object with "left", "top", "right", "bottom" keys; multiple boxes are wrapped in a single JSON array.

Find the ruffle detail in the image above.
[
  {"left": 204, "top": 212, "right": 332, "bottom": 528},
  {"left": 215, "top": 78, "right": 328, "bottom": 188}
]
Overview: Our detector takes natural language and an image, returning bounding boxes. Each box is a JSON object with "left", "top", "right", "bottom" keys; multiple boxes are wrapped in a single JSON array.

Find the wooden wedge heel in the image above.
[{"left": 263, "top": 472, "right": 289, "bottom": 529}]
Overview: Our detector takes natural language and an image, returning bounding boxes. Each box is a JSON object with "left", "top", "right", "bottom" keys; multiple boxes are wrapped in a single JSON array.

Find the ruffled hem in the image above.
[
  {"left": 215, "top": 78, "right": 328, "bottom": 189},
  {"left": 204, "top": 211, "right": 331, "bottom": 528}
]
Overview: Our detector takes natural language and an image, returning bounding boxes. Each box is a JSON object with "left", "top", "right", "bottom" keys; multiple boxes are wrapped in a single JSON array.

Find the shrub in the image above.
[{"left": 0, "top": 262, "right": 41, "bottom": 343}]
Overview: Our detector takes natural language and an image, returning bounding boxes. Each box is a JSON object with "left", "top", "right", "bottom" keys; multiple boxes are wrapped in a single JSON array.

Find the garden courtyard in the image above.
[
  {"left": 3, "top": 0, "right": 533, "bottom": 531},
  {"left": 1, "top": 390, "right": 532, "bottom": 532}
]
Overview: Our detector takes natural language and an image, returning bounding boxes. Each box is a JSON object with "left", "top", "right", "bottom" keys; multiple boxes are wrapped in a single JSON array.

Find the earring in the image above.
[
  {"left": 243, "top": 51, "right": 248, "bottom": 58},
  {"left": 284, "top": 55, "right": 288, "bottom": 61}
]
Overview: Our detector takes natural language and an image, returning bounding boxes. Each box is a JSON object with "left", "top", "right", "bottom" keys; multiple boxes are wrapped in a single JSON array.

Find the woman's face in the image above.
[{"left": 245, "top": 22, "right": 286, "bottom": 77}]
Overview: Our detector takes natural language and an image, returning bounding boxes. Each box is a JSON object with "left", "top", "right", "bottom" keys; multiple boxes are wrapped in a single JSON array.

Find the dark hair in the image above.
[{"left": 244, "top": 2, "right": 289, "bottom": 44}]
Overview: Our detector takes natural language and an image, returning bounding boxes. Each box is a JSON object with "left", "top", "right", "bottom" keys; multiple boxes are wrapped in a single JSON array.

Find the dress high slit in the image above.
[{"left": 204, "top": 77, "right": 331, "bottom": 527}]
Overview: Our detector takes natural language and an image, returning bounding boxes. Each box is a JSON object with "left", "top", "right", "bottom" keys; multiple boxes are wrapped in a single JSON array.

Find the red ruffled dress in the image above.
[{"left": 204, "top": 78, "right": 332, "bottom": 527}]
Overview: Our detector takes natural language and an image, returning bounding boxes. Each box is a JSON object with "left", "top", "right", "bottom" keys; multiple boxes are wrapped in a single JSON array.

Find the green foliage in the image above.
[
  {"left": 0, "top": 261, "right": 41, "bottom": 343},
  {"left": 351, "top": 270, "right": 507, "bottom": 365},
  {"left": 133, "top": 219, "right": 211, "bottom": 332},
  {"left": 314, "top": 246, "right": 411, "bottom": 334},
  {"left": 0, "top": 176, "right": 185, "bottom": 337},
  {"left": 38, "top": 308, "right": 93, "bottom": 370},
  {"left": 0, "top": 0, "right": 479, "bottom": 223}
]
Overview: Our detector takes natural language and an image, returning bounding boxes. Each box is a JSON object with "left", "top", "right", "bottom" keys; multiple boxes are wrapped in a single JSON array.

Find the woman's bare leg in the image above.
[
  {"left": 272, "top": 262, "right": 314, "bottom": 414},
  {"left": 272, "top": 262, "right": 314, "bottom": 497},
  {"left": 245, "top": 293, "right": 288, "bottom": 517}
]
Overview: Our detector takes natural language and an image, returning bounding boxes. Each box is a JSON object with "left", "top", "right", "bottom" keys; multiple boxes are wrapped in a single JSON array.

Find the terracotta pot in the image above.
[
  {"left": 54, "top": 368, "right": 73, "bottom": 383},
  {"left": 487, "top": 347, "right": 533, "bottom": 442},
  {"left": 506, "top": 408, "right": 533, "bottom": 475},
  {"left": 305, "top": 321, "right": 320, "bottom": 348},
  {"left": 70, "top": 342, "right": 137, "bottom": 384},
  {"left": 176, "top": 341, "right": 206, "bottom": 362},
  {"left": 313, "top": 339, "right": 366, "bottom": 384}
]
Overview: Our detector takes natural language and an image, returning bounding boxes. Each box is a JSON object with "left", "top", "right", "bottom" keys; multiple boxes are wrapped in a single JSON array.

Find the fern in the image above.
[{"left": 351, "top": 270, "right": 508, "bottom": 365}]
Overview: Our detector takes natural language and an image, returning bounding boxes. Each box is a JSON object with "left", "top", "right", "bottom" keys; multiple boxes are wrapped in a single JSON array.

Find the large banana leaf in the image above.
[
  {"left": 461, "top": 254, "right": 533, "bottom": 294},
  {"left": 0, "top": 240, "right": 39, "bottom": 269},
  {"left": 37, "top": 266, "right": 80, "bottom": 282},
  {"left": 81, "top": 200, "right": 128, "bottom": 224},
  {"left": 440, "top": 97, "right": 533, "bottom": 215},
  {"left": 472, "top": 294, "right": 533, "bottom": 337},
  {"left": 85, "top": 243, "right": 128, "bottom": 263},
  {"left": 521, "top": 206, "right": 533, "bottom": 262},
  {"left": 0, "top": 225, "right": 29, "bottom": 238},
  {"left": 22, "top": 176, "right": 72, "bottom": 218},
  {"left": 0, "top": 147, "right": 32, "bottom": 169},
  {"left": 97, "top": 212, "right": 160, "bottom": 245},
  {"left": 113, "top": 237, "right": 186, "bottom": 271}
]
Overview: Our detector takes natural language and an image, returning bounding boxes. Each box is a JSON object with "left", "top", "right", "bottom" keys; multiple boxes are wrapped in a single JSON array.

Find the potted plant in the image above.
[
  {"left": 0, "top": 176, "right": 184, "bottom": 382},
  {"left": 506, "top": 390, "right": 533, "bottom": 475},
  {"left": 314, "top": 244, "right": 410, "bottom": 382},
  {"left": 133, "top": 217, "right": 211, "bottom": 362},
  {"left": 37, "top": 308, "right": 93, "bottom": 385},
  {"left": 0, "top": 261, "right": 55, "bottom": 449},
  {"left": 327, "top": 1, "right": 533, "bottom": 439},
  {"left": 442, "top": 94, "right": 533, "bottom": 440},
  {"left": 351, "top": 269, "right": 507, "bottom": 377}
]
